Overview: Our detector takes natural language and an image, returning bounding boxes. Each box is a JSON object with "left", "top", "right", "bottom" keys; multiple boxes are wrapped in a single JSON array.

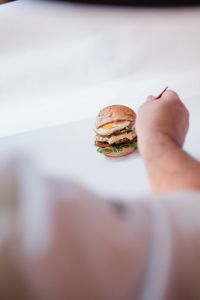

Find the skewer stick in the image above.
[{"left": 155, "top": 86, "right": 168, "bottom": 100}]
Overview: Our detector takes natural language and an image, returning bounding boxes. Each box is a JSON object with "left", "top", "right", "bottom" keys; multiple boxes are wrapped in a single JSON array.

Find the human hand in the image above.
[{"left": 136, "top": 90, "right": 189, "bottom": 158}]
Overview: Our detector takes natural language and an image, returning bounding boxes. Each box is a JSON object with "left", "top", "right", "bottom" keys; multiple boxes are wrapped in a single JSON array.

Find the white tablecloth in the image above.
[{"left": 1, "top": 0, "right": 200, "bottom": 197}]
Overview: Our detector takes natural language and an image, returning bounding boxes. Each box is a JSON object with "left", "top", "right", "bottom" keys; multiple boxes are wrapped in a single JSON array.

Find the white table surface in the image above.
[
  {"left": 1, "top": 0, "right": 200, "bottom": 197},
  {"left": 0, "top": 119, "right": 150, "bottom": 199}
]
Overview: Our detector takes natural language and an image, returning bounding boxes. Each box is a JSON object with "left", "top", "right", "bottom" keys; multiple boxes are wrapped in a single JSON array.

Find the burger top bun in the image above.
[
  {"left": 104, "top": 146, "right": 135, "bottom": 158},
  {"left": 96, "top": 105, "right": 136, "bottom": 129}
]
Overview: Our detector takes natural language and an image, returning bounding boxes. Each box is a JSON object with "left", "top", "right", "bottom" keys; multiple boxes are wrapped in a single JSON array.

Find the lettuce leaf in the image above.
[{"left": 97, "top": 141, "right": 137, "bottom": 153}]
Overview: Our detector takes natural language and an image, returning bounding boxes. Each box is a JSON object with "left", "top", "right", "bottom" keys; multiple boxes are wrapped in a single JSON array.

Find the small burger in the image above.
[{"left": 94, "top": 105, "right": 137, "bottom": 157}]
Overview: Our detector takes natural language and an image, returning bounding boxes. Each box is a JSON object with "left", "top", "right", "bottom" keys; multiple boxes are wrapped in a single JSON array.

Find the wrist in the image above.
[{"left": 139, "top": 133, "right": 180, "bottom": 162}]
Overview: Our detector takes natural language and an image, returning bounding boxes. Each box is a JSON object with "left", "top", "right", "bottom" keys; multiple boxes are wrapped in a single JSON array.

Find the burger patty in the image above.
[
  {"left": 95, "top": 141, "right": 110, "bottom": 147},
  {"left": 96, "top": 130, "right": 136, "bottom": 145},
  {"left": 95, "top": 137, "right": 137, "bottom": 148}
]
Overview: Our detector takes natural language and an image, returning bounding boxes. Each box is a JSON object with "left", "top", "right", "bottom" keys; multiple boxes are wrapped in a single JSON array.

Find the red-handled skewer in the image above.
[{"left": 155, "top": 86, "right": 168, "bottom": 100}]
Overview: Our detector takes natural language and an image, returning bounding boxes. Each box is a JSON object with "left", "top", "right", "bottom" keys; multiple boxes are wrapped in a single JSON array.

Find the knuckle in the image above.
[{"left": 165, "top": 89, "right": 179, "bottom": 99}]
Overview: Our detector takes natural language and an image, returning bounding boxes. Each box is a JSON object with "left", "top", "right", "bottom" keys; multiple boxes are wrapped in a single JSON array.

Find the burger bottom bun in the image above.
[{"left": 104, "top": 146, "right": 135, "bottom": 158}]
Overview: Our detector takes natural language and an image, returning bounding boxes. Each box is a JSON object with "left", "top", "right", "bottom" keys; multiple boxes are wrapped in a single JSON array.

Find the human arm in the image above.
[
  {"left": 0, "top": 160, "right": 150, "bottom": 300},
  {"left": 136, "top": 90, "right": 200, "bottom": 195}
]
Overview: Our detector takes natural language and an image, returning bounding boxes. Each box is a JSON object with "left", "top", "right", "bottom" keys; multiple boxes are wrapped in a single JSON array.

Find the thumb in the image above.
[{"left": 146, "top": 95, "right": 156, "bottom": 102}]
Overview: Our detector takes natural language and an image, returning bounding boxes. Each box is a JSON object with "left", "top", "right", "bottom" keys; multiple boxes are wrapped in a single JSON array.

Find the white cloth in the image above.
[{"left": 1, "top": 158, "right": 200, "bottom": 300}]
